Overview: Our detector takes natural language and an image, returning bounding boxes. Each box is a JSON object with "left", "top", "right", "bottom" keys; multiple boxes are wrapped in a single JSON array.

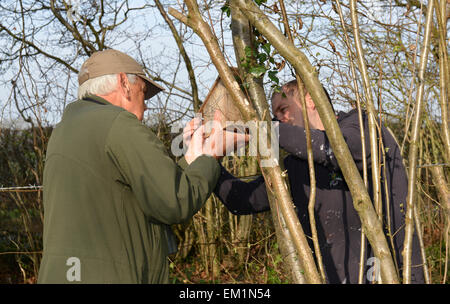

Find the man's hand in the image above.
[
  {"left": 202, "top": 111, "right": 251, "bottom": 159},
  {"left": 184, "top": 110, "right": 251, "bottom": 164},
  {"left": 183, "top": 114, "right": 202, "bottom": 149},
  {"left": 185, "top": 124, "right": 207, "bottom": 164}
]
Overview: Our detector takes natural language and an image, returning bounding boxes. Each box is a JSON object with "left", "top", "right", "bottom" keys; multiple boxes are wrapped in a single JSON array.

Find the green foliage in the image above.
[
  {"left": 248, "top": 65, "right": 267, "bottom": 78},
  {"left": 0, "top": 127, "right": 49, "bottom": 283},
  {"left": 238, "top": 28, "right": 283, "bottom": 93},
  {"left": 169, "top": 207, "right": 288, "bottom": 283},
  {"left": 426, "top": 240, "right": 450, "bottom": 284},
  {"left": 220, "top": 3, "right": 282, "bottom": 93},
  {"left": 220, "top": 2, "right": 231, "bottom": 17},
  {"left": 254, "top": 0, "right": 268, "bottom": 5}
]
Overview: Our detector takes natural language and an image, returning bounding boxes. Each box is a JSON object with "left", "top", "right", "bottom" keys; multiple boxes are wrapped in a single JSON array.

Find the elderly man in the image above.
[
  {"left": 214, "top": 80, "right": 425, "bottom": 284},
  {"left": 38, "top": 49, "right": 224, "bottom": 283}
]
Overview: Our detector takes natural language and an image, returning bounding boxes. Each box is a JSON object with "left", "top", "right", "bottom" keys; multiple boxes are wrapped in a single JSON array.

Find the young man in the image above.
[{"left": 214, "top": 79, "right": 425, "bottom": 284}]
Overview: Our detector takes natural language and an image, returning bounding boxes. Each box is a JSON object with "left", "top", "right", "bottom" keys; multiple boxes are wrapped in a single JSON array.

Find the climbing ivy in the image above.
[{"left": 221, "top": 0, "right": 283, "bottom": 93}]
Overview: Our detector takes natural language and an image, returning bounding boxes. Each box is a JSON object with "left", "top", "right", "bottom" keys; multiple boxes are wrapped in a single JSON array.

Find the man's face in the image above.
[
  {"left": 272, "top": 90, "right": 324, "bottom": 130},
  {"left": 272, "top": 92, "right": 305, "bottom": 127}
]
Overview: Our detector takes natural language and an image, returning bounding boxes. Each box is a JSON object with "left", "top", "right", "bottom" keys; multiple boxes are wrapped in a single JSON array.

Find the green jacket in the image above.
[{"left": 38, "top": 95, "right": 220, "bottom": 284}]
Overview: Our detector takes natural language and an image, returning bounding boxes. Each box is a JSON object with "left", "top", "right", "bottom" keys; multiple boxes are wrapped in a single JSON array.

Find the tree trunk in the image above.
[
  {"left": 230, "top": 5, "right": 307, "bottom": 283},
  {"left": 205, "top": 196, "right": 220, "bottom": 280},
  {"left": 234, "top": 157, "right": 254, "bottom": 264}
]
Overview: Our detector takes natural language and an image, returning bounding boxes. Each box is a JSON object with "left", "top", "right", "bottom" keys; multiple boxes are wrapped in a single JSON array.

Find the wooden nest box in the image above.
[{"left": 198, "top": 70, "right": 245, "bottom": 128}]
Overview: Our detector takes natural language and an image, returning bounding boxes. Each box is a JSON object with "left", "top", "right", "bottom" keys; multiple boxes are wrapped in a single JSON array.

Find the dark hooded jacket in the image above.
[{"left": 214, "top": 109, "right": 424, "bottom": 284}]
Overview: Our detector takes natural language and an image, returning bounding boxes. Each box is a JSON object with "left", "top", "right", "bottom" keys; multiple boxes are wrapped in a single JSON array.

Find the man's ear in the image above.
[
  {"left": 118, "top": 72, "right": 131, "bottom": 101},
  {"left": 305, "top": 93, "right": 315, "bottom": 110}
]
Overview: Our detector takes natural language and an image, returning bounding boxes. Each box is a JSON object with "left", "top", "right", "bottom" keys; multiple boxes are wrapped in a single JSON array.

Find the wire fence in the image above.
[
  {"left": 0, "top": 162, "right": 448, "bottom": 192},
  {"left": 0, "top": 185, "right": 43, "bottom": 192}
]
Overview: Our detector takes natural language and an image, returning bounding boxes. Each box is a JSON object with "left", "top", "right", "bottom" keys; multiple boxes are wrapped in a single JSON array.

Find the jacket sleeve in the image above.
[
  {"left": 278, "top": 120, "right": 370, "bottom": 172},
  {"left": 105, "top": 111, "right": 220, "bottom": 225},
  {"left": 278, "top": 122, "right": 336, "bottom": 169},
  {"left": 213, "top": 165, "right": 270, "bottom": 215}
]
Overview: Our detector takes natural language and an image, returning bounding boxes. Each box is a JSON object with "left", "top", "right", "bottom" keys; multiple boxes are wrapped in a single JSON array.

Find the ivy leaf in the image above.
[
  {"left": 221, "top": 5, "right": 231, "bottom": 17},
  {"left": 254, "top": 0, "right": 267, "bottom": 5},
  {"left": 268, "top": 70, "right": 279, "bottom": 84},
  {"left": 262, "top": 43, "right": 271, "bottom": 55},
  {"left": 249, "top": 66, "right": 267, "bottom": 78},
  {"left": 244, "top": 46, "right": 253, "bottom": 58},
  {"left": 257, "top": 52, "right": 267, "bottom": 63}
]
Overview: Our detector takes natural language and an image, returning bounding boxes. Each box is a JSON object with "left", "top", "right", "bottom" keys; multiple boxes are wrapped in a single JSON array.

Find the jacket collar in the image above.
[
  {"left": 337, "top": 108, "right": 359, "bottom": 123},
  {"left": 81, "top": 94, "right": 112, "bottom": 106}
]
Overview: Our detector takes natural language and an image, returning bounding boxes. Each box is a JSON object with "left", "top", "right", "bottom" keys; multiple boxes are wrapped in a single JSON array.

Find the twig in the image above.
[
  {"left": 403, "top": 0, "right": 435, "bottom": 284},
  {"left": 278, "top": 0, "right": 325, "bottom": 283}
]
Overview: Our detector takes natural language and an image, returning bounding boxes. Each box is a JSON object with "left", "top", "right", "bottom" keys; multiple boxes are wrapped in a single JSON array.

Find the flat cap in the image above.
[{"left": 78, "top": 49, "right": 164, "bottom": 99}]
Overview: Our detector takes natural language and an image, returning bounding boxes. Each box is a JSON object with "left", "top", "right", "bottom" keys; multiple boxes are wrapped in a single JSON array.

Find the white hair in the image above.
[{"left": 78, "top": 73, "right": 137, "bottom": 100}]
